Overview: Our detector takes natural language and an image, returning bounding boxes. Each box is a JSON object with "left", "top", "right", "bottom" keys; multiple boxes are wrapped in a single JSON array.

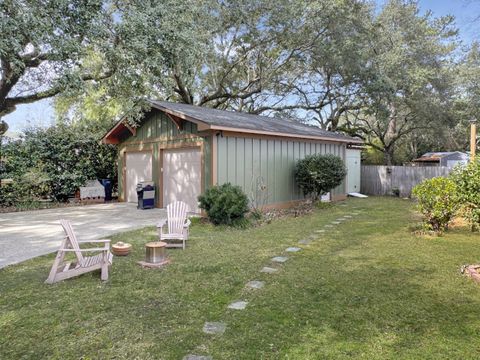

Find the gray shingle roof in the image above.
[
  {"left": 149, "top": 100, "right": 362, "bottom": 143},
  {"left": 422, "top": 152, "right": 467, "bottom": 157}
]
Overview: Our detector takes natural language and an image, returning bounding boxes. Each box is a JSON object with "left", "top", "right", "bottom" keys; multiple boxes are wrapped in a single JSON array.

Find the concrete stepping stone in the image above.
[
  {"left": 331, "top": 221, "right": 341, "bottom": 225},
  {"left": 336, "top": 218, "right": 345, "bottom": 221},
  {"left": 298, "top": 239, "right": 311, "bottom": 245},
  {"left": 246, "top": 280, "right": 265, "bottom": 289},
  {"left": 343, "top": 215, "right": 352, "bottom": 218},
  {"left": 315, "top": 229, "right": 325, "bottom": 233},
  {"left": 286, "top": 247, "right": 302, "bottom": 252},
  {"left": 228, "top": 301, "right": 248, "bottom": 310},
  {"left": 183, "top": 355, "right": 213, "bottom": 360},
  {"left": 261, "top": 266, "right": 278, "bottom": 273},
  {"left": 324, "top": 224, "right": 333, "bottom": 228},
  {"left": 272, "top": 256, "right": 288, "bottom": 263},
  {"left": 203, "top": 322, "right": 226, "bottom": 335}
]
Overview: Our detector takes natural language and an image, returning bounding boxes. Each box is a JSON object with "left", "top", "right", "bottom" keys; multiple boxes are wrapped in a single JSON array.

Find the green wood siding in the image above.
[
  {"left": 216, "top": 135, "right": 346, "bottom": 204},
  {"left": 123, "top": 110, "right": 198, "bottom": 144}
]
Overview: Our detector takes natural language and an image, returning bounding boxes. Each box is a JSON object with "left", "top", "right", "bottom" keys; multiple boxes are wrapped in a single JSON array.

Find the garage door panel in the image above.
[
  {"left": 163, "top": 148, "right": 201, "bottom": 213},
  {"left": 125, "top": 152, "right": 153, "bottom": 203}
]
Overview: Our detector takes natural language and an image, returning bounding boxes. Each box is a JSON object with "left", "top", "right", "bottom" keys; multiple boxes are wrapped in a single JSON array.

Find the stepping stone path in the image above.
[
  {"left": 246, "top": 280, "right": 265, "bottom": 289},
  {"left": 261, "top": 266, "right": 278, "bottom": 273},
  {"left": 285, "top": 247, "right": 302, "bottom": 252},
  {"left": 183, "top": 356, "right": 213, "bottom": 360},
  {"left": 228, "top": 301, "right": 248, "bottom": 310},
  {"left": 298, "top": 239, "right": 311, "bottom": 245},
  {"left": 203, "top": 322, "right": 226, "bottom": 335},
  {"left": 272, "top": 256, "right": 288, "bottom": 263}
]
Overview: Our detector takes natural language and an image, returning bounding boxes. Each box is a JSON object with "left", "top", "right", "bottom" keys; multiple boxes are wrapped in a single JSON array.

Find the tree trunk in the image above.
[{"left": 383, "top": 147, "right": 394, "bottom": 166}]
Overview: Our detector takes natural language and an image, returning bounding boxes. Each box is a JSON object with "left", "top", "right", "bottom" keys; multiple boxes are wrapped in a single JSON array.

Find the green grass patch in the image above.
[{"left": 1, "top": 197, "right": 480, "bottom": 359}]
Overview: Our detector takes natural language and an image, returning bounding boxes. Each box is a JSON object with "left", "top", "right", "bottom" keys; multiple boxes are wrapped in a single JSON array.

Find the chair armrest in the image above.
[
  {"left": 61, "top": 248, "right": 108, "bottom": 252},
  {"left": 184, "top": 219, "right": 191, "bottom": 228},
  {"left": 157, "top": 218, "right": 167, "bottom": 228}
]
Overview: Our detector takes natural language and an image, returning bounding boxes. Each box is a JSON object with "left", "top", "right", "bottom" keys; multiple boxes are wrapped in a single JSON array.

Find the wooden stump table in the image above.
[{"left": 137, "top": 241, "right": 170, "bottom": 268}]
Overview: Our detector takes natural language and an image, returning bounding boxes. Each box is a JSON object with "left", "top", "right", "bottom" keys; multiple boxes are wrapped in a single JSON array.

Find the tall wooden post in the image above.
[{"left": 470, "top": 119, "right": 477, "bottom": 161}]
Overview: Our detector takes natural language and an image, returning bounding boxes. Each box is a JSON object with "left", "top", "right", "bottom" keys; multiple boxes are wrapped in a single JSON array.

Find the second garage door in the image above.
[{"left": 163, "top": 148, "right": 201, "bottom": 213}]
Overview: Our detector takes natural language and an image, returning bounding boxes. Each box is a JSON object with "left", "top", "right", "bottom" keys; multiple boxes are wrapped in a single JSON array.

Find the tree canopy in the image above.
[{"left": 1, "top": 0, "right": 478, "bottom": 164}]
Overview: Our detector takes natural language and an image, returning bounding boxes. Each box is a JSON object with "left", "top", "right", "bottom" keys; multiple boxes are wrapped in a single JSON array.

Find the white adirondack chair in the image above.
[
  {"left": 157, "top": 201, "right": 191, "bottom": 249},
  {"left": 45, "top": 219, "right": 113, "bottom": 284}
]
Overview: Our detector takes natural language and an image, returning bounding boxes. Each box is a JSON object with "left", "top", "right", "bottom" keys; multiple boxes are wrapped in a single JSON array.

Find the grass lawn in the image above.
[{"left": 2, "top": 197, "right": 480, "bottom": 359}]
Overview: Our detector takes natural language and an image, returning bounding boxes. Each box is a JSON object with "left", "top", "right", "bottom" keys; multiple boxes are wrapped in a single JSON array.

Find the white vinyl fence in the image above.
[{"left": 361, "top": 165, "right": 453, "bottom": 197}]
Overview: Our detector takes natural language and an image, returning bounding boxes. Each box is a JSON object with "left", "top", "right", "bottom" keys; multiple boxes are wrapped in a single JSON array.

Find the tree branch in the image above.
[{"left": 1, "top": 70, "right": 114, "bottom": 117}]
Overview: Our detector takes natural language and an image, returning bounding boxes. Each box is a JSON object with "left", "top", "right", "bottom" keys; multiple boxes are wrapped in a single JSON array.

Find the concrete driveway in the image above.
[{"left": 0, "top": 203, "right": 166, "bottom": 269}]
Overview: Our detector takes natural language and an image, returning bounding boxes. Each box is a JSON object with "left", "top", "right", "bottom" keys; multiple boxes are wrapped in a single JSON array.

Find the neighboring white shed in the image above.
[{"left": 413, "top": 152, "right": 469, "bottom": 167}]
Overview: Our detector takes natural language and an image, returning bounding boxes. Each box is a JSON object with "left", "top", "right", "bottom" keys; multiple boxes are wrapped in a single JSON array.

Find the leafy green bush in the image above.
[
  {"left": 2, "top": 125, "right": 117, "bottom": 203},
  {"left": 0, "top": 183, "right": 16, "bottom": 207},
  {"left": 295, "top": 154, "right": 347, "bottom": 200},
  {"left": 451, "top": 160, "right": 480, "bottom": 231},
  {"left": 412, "top": 177, "right": 459, "bottom": 232},
  {"left": 198, "top": 183, "right": 249, "bottom": 226}
]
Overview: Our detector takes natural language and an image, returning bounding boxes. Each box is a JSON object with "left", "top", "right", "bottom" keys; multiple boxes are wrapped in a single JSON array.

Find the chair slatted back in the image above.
[
  {"left": 59, "top": 219, "right": 84, "bottom": 263},
  {"left": 167, "top": 201, "right": 188, "bottom": 235}
]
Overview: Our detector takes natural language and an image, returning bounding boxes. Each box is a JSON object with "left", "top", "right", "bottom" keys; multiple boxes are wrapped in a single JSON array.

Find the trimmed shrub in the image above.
[
  {"left": 198, "top": 183, "right": 249, "bottom": 225},
  {"left": 412, "top": 177, "right": 459, "bottom": 232},
  {"left": 295, "top": 154, "right": 347, "bottom": 200},
  {"left": 451, "top": 159, "right": 480, "bottom": 231}
]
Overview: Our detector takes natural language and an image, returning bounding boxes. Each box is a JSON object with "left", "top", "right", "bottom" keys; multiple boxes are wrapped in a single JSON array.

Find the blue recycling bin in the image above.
[{"left": 100, "top": 179, "right": 113, "bottom": 201}]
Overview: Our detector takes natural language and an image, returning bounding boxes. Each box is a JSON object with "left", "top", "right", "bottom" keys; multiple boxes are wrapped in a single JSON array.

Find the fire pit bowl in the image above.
[{"left": 112, "top": 242, "right": 132, "bottom": 256}]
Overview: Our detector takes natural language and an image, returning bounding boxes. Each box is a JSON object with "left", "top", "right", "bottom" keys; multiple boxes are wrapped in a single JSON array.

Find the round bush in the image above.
[
  {"left": 295, "top": 154, "right": 347, "bottom": 200},
  {"left": 198, "top": 183, "right": 249, "bottom": 225},
  {"left": 412, "top": 176, "right": 459, "bottom": 232},
  {"left": 451, "top": 159, "right": 480, "bottom": 231}
]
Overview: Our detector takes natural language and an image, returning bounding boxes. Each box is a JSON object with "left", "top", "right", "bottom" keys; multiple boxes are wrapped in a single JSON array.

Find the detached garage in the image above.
[{"left": 102, "top": 100, "right": 362, "bottom": 213}]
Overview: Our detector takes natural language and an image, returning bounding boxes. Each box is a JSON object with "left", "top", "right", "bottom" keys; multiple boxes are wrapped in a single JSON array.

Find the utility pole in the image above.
[{"left": 470, "top": 119, "right": 477, "bottom": 161}]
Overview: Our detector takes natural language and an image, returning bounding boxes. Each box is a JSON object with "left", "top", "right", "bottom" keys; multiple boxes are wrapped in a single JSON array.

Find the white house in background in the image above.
[{"left": 412, "top": 151, "right": 469, "bottom": 168}]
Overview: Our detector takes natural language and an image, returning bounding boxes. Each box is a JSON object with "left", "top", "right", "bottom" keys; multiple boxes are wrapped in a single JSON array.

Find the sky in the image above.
[{"left": 3, "top": 0, "right": 480, "bottom": 134}]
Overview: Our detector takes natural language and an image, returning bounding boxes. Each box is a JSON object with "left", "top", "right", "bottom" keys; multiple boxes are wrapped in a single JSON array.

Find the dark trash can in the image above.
[
  {"left": 100, "top": 179, "right": 113, "bottom": 201},
  {"left": 136, "top": 181, "right": 155, "bottom": 209}
]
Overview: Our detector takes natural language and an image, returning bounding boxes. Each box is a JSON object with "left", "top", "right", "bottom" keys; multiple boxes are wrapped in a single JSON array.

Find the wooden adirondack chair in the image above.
[
  {"left": 45, "top": 219, "right": 113, "bottom": 284},
  {"left": 157, "top": 201, "right": 191, "bottom": 249}
]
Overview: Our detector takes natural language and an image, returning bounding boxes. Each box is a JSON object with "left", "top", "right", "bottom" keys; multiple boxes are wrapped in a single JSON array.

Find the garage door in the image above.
[
  {"left": 163, "top": 148, "right": 201, "bottom": 213},
  {"left": 125, "top": 152, "right": 153, "bottom": 203}
]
